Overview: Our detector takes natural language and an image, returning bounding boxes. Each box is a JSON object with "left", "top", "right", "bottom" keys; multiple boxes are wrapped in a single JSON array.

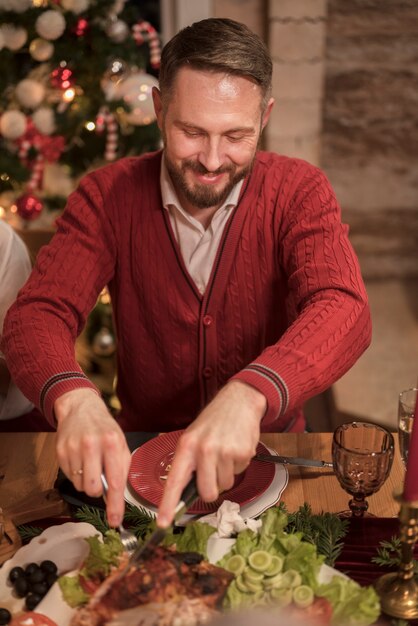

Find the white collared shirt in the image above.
[
  {"left": 0, "top": 220, "right": 33, "bottom": 420},
  {"left": 160, "top": 157, "right": 243, "bottom": 294}
]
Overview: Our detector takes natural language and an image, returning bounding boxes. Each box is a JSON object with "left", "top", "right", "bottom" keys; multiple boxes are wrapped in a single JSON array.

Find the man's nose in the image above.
[{"left": 198, "top": 138, "right": 224, "bottom": 173}]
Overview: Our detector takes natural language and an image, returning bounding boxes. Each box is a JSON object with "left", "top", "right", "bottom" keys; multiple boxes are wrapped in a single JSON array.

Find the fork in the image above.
[{"left": 100, "top": 473, "right": 138, "bottom": 554}]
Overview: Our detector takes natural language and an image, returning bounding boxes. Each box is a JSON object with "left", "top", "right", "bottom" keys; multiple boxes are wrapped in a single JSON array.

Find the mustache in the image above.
[{"left": 182, "top": 160, "right": 234, "bottom": 176}]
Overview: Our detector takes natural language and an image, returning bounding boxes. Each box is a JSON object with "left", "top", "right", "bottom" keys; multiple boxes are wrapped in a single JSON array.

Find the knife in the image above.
[
  {"left": 95, "top": 473, "right": 199, "bottom": 598},
  {"left": 129, "top": 472, "right": 199, "bottom": 565},
  {"left": 255, "top": 453, "right": 333, "bottom": 469}
]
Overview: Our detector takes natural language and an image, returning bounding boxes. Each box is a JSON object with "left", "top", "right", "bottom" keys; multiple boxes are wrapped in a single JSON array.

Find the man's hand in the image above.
[
  {"left": 157, "top": 380, "right": 267, "bottom": 528},
  {"left": 54, "top": 388, "right": 131, "bottom": 527}
]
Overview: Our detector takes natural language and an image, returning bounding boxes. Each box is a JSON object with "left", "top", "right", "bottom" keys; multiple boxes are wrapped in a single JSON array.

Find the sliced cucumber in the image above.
[
  {"left": 225, "top": 554, "right": 246, "bottom": 576},
  {"left": 270, "top": 587, "right": 293, "bottom": 608},
  {"left": 281, "top": 569, "right": 302, "bottom": 588},
  {"left": 247, "top": 550, "right": 273, "bottom": 572},
  {"left": 264, "top": 555, "right": 284, "bottom": 577},
  {"left": 263, "top": 572, "right": 284, "bottom": 590},
  {"left": 293, "top": 584, "right": 314, "bottom": 608},
  {"left": 243, "top": 567, "right": 264, "bottom": 584}
]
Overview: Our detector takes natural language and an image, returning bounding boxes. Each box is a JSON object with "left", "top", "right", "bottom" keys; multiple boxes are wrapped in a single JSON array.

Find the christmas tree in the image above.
[{"left": 0, "top": 0, "right": 161, "bottom": 224}]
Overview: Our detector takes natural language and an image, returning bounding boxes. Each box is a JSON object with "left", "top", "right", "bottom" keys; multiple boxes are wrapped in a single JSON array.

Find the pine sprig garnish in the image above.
[
  {"left": 281, "top": 503, "right": 350, "bottom": 566},
  {"left": 17, "top": 525, "right": 44, "bottom": 542},
  {"left": 123, "top": 503, "right": 155, "bottom": 539},
  {"left": 74, "top": 505, "right": 110, "bottom": 535},
  {"left": 371, "top": 535, "right": 418, "bottom": 575}
]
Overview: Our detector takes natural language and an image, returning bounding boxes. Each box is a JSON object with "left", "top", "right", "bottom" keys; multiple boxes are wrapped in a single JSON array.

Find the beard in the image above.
[{"left": 164, "top": 154, "right": 254, "bottom": 210}]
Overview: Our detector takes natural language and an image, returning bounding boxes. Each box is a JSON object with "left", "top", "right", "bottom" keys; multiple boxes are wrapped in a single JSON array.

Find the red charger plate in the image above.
[{"left": 128, "top": 430, "right": 275, "bottom": 514}]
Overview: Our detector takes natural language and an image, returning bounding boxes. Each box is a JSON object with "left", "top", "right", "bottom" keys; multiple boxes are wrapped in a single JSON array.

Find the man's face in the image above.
[{"left": 153, "top": 67, "right": 273, "bottom": 214}]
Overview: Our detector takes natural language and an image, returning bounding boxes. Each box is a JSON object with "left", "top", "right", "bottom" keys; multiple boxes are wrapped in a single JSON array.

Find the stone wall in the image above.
[
  {"left": 322, "top": 0, "right": 418, "bottom": 279},
  {"left": 267, "top": 0, "right": 327, "bottom": 166}
]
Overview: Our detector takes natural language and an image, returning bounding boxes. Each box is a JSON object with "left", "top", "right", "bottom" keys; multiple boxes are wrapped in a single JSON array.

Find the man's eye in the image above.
[
  {"left": 184, "top": 129, "right": 201, "bottom": 137},
  {"left": 226, "top": 135, "right": 244, "bottom": 142}
]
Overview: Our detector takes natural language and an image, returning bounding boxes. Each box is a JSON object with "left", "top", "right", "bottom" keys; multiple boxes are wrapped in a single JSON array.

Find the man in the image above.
[{"left": 1, "top": 18, "right": 371, "bottom": 529}]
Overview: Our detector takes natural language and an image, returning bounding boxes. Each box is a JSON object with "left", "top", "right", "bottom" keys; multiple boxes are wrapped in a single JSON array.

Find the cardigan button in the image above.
[
  {"left": 202, "top": 315, "right": 213, "bottom": 327},
  {"left": 202, "top": 366, "right": 213, "bottom": 378}
]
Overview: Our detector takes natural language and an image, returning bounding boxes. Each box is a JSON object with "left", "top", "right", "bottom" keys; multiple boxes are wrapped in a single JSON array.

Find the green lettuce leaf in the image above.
[
  {"left": 317, "top": 576, "right": 381, "bottom": 625},
  {"left": 58, "top": 575, "right": 89, "bottom": 608},
  {"left": 163, "top": 521, "right": 216, "bottom": 557}
]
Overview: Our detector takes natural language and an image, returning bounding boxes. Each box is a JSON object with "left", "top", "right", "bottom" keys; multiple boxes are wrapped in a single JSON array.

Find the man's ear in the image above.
[
  {"left": 152, "top": 87, "right": 163, "bottom": 130},
  {"left": 261, "top": 97, "right": 275, "bottom": 130}
]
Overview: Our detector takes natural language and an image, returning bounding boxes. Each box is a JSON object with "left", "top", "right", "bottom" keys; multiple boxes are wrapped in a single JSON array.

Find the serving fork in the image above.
[{"left": 100, "top": 473, "right": 138, "bottom": 554}]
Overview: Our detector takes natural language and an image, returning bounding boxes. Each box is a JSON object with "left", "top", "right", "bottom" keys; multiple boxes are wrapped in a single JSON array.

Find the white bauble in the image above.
[
  {"left": 61, "top": 0, "right": 89, "bottom": 14},
  {"left": 1, "top": 24, "right": 27, "bottom": 50},
  {"left": 112, "top": 0, "right": 126, "bottom": 15},
  {"left": 106, "top": 19, "right": 129, "bottom": 43},
  {"left": 118, "top": 73, "right": 158, "bottom": 126},
  {"left": 15, "top": 79, "right": 45, "bottom": 109},
  {"left": 0, "top": 110, "right": 27, "bottom": 140},
  {"left": 0, "top": 0, "right": 31, "bottom": 12},
  {"left": 29, "top": 38, "right": 54, "bottom": 62},
  {"left": 32, "top": 107, "right": 56, "bottom": 135},
  {"left": 35, "top": 10, "right": 66, "bottom": 41}
]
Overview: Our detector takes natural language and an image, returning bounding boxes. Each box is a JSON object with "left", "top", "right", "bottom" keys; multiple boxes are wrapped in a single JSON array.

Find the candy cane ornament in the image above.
[{"left": 132, "top": 21, "right": 161, "bottom": 69}]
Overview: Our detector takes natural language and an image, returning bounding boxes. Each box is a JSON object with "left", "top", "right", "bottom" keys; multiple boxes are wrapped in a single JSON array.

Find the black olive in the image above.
[
  {"left": 45, "top": 572, "right": 58, "bottom": 587},
  {"left": 14, "top": 577, "right": 29, "bottom": 597},
  {"left": 25, "top": 592, "right": 41, "bottom": 611},
  {"left": 8, "top": 566, "right": 24, "bottom": 583},
  {"left": 24, "top": 563, "right": 39, "bottom": 577},
  {"left": 31, "top": 581, "right": 49, "bottom": 597},
  {"left": 0, "top": 608, "right": 11, "bottom": 625},
  {"left": 40, "top": 560, "right": 58, "bottom": 575},
  {"left": 28, "top": 569, "right": 45, "bottom": 585}
]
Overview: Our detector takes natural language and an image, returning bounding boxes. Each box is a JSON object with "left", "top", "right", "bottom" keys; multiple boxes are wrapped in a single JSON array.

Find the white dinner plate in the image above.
[
  {"left": 0, "top": 523, "right": 346, "bottom": 626},
  {"left": 124, "top": 446, "right": 289, "bottom": 524}
]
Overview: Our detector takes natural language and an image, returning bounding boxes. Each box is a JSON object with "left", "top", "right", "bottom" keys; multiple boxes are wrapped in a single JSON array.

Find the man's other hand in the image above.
[{"left": 157, "top": 380, "right": 267, "bottom": 528}]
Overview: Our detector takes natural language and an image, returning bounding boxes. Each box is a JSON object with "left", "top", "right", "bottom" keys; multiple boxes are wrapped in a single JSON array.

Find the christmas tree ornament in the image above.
[
  {"left": 105, "top": 18, "right": 129, "bottom": 43},
  {"left": 15, "top": 192, "right": 44, "bottom": 220},
  {"left": 61, "top": 0, "right": 89, "bottom": 14},
  {"left": 32, "top": 107, "right": 56, "bottom": 135},
  {"left": 101, "top": 57, "right": 128, "bottom": 101},
  {"left": 29, "top": 37, "right": 54, "bottom": 61},
  {"left": 118, "top": 72, "right": 158, "bottom": 126},
  {"left": 111, "top": 0, "right": 126, "bottom": 15},
  {"left": 0, "top": 110, "right": 27, "bottom": 139},
  {"left": 92, "top": 327, "right": 116, "bottom": 357},
  {"left": 0, "top": 0, "right": 31, "bottom": 11},
  {"left": 72, "top": 17, "right": 89, "bottom": 37},
  {"left": 132, "top": 21, "right": 161, "bottom": 69},
  {"left": 97, "top": 107, "right": 119, "bottom": 161},
  {"left": 15, "top": 78, "right": 46, "bottom": 109},
  {"left": 0, "top": 24, "right": 28, "bottom": 50},
  {"left": 50, "top": 63, "right": 74, "bottom": 90},
  {"left": 35, "top": 9, "right": 66, "bottom": 41}
]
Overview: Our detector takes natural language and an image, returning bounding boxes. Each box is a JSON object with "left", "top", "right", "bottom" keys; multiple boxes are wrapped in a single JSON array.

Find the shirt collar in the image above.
[{"left": 160, "top": 153, "right": 243, "bottom": 214}]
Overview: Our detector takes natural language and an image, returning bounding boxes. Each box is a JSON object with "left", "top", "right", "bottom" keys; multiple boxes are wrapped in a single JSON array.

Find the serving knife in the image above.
[
  {"left": 96, "top": 474, "right": 199, "bottom": 596},
  {"left": 255, "top": 453, "right": 333, "bottom": 469}
]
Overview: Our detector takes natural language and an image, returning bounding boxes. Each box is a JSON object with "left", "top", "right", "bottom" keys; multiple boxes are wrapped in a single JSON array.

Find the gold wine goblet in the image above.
[{"left": 332, "top": 421, "right": 395, "bottom": 517}]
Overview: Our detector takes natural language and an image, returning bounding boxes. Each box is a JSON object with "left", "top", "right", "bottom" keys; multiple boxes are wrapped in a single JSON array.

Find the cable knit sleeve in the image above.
[
  {"left": 1, "top": 169, "right": 118, "bottom": 425},
  {"left": 232, "top": 162, "right": 372, "bottom": 429}
]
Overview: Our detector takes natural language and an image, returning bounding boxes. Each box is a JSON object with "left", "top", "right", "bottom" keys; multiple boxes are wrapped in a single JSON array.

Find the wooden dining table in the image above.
[{"left": 0, "top": 431, "right": 404, "bottom": 523}]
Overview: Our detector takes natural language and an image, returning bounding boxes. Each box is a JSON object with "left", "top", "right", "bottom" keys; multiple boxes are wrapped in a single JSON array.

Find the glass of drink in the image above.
[
  {"left": 398, "top": 388, "right": 418, "bottom": 468},
  {"left": 332, "top": 421, "right": 394, "bottom": 517}
]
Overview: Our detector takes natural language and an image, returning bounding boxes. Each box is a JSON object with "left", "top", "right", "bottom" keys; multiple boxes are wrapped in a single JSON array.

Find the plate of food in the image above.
[
  {"left": 0, "top": 508, "right": 381, "bottom": 626},
  {"left": 0, "top": 522, "right": 97, "bottom": 626},
  {"left": 128, "top": 431, "right": 282, "bottom": 515}
]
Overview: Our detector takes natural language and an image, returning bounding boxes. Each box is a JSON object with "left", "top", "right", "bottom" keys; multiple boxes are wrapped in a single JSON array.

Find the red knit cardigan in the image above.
[{"left": 2, "top": 151, "right": 371, "bottom": 432}]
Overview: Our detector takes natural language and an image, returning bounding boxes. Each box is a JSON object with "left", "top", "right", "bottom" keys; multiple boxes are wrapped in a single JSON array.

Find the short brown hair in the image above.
[{"left": 159, "top": 18, "right": 272, "bottom": 107}]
